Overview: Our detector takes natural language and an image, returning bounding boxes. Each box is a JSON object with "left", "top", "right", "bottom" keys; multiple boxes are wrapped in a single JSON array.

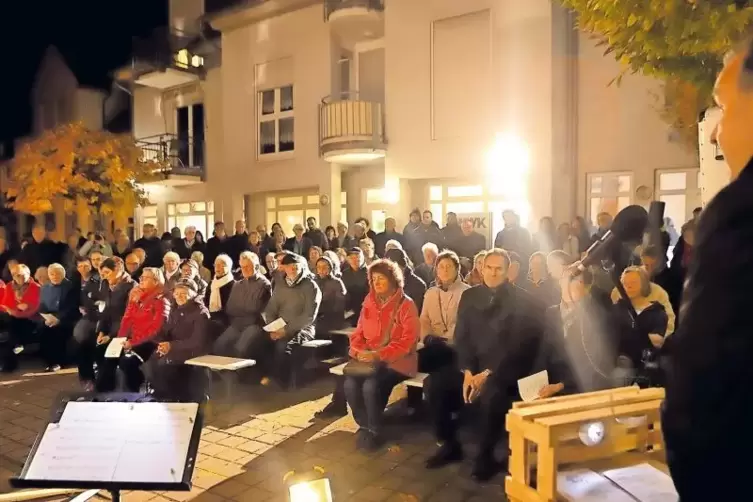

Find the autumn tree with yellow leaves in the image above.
[
  {"left": 4, "top": 122, "right": 163, "bottom": 219},
  {"left": 559, "top": 0, "right": 753, "bottom": 148}
]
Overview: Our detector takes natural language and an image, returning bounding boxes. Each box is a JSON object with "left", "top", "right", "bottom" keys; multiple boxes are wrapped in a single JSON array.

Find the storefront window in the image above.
[{"left": 167, "top": 201, "right": 214, "bottom": 238}]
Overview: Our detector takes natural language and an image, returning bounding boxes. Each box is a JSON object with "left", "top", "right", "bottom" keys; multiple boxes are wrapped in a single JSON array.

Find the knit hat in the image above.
[
  {"left": 173, "top": 279, "right": 198, "bottom": 295},
  {"left": 280, "top": 253, "right": 305, "bottom": 266},
  {"left": 347, "top": 247, "right": 363, "bottom": 255}
]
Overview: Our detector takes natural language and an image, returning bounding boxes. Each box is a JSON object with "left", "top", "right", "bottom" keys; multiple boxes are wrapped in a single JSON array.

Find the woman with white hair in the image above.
[
  {"left": 161, "top": 251, "right": 181, "bottom": 291},
  {"left": 96, "top": 267, "right": 170, "bottom": 392},
  {"left": 206, "top": 254, "right": 235, "bottom": 325},
  {"left": 37, "top": 263, "right": 77, "bottom": 372},
  {"left": 148, "top": 279, "right": 210, "bottom": 400}
]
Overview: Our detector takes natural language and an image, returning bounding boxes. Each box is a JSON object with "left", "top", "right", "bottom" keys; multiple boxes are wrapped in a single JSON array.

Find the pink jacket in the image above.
[{"left": 349, "top": 288, "right": 419, "bottom": 376}]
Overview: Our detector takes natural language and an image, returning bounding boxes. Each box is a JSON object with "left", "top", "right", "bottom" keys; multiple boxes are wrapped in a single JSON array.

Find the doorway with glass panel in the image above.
[{"left": 654, "top": 168, "right": 701, "bottom": 251}]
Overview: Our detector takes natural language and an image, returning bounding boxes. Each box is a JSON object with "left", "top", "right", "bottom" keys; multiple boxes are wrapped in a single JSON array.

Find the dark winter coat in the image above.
[{"left": 157, "top": 299, "right": 210, "bottom": 362}]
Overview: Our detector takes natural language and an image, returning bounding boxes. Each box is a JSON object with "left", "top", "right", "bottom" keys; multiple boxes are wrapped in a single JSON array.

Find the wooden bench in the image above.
[
  {"left": 185, "top": 355, "right": 256, "bottom": 403},
  {"left": 329, "top": 362, "right": 429, "bottom": 389}
]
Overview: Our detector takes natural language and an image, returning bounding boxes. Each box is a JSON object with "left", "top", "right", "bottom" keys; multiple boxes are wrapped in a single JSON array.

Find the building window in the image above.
[
  {"left": 587, "top": 173, "right": 632, "bottom": 226},
  {"left": 427, "top": 183, "right": 517, "bottom": 237},
  {"left": 167, "top": 201, "right": 214, "bottom": 238},
  {"left": 655, "top": 168, "right": 701, "bottom": 242},
  {"left": 258, "top": 85, "right": 294, "bottom": 156},
  {"left": 142, "top": 205, "right": 159, "bottom": 232},
  {"left": 266, "top": 192, "right": 318, "bottom": 236},
  {"left": 175, "top": 49, "right": 204, "bottom": 69}
]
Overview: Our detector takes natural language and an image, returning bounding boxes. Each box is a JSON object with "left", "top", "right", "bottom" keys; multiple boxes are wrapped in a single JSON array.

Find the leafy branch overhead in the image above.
[
  {"left": 559, "top": 0, "right": 753, "bottom": 147},
  {"left": 4, "top": 122, "right": 164, "bottom": 217}
]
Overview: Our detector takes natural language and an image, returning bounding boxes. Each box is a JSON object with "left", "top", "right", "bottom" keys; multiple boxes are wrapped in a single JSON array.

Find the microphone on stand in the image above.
[{"left": 573, "top": 205, "right": 649, "bottom": 276}]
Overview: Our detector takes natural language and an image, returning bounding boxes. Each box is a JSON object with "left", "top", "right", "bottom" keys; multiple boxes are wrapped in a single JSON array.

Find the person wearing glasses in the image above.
[{"left": 96, "top": 266, "right": 169, "bottom": 392}]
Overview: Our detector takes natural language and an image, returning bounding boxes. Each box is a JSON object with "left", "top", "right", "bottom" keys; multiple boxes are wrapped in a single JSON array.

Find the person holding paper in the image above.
[
  {"left": 36, "top": 263, "right": 78, "bottom": 372},
  {"left": 93, "top": 258, "right": 136, "bottom": 360},
  {"left": 148, "top": 280, "right": 210, "bottom": 400},
  {"left": 424, "top": 249, "right": 551, "bottom": 482},
  {"left": 262, "top": 253, "right": 321, "bottom": 387},
  {"left": 0, "top": 263, "right": 41, "bottom": 372},
  {"left": 96, "top": 267, "right": 170, "bottom": 392}
]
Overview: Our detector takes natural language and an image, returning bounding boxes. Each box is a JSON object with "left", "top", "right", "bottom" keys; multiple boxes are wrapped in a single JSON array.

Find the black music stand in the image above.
[{"left": 11, "top": 392, "right": 205, "bottom": 502}]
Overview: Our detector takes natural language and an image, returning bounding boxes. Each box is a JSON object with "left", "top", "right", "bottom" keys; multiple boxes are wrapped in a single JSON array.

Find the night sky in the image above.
[{"left": 0, "top": 0, "right": 167, "bottom": 144}]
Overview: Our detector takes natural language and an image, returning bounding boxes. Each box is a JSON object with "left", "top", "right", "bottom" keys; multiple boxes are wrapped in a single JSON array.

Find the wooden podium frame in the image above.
[
  {"left": 504, "top": 386, "right": 667, "bottom": 502},
  {"left": 11, "top": 392, "right": 205, "bottom": 502}
]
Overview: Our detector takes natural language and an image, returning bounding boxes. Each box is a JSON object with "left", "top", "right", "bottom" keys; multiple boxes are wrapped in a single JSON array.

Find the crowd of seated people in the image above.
[{"left": 0, "top": 207, "right": 699, "bottom": 483}]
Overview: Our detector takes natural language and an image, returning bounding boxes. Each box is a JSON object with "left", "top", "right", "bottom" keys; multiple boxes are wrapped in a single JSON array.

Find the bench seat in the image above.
[
  {"left": 329, "top": 363, "right": 428, "bottom": 388},
  {"left": 185, "top": 355, "right": 256, "bottom": 371}
]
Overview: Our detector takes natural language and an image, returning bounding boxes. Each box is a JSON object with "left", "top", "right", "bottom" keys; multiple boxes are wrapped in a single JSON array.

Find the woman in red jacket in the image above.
[
  {"left": 344, "top": 259, "right": 419, "bottom": 451},
  {"left": 0, "top": 264, "right": 41, "bottom": 372},
  {"left": 95, "top": 267, "right": 170, "bottom": 392}
]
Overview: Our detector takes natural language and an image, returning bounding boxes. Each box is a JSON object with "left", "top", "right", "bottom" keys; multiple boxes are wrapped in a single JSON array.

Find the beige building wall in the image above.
[
  {"left": 576, "top": 33, "right": 698, "bottom": 222},
  {"left": 73, "top": 89, "right": 105, "bottom": 131},
  {"left": 383, "top": 0, "right": 566, "bottom": 227},
  {"left": 136, "top": 0, "right": 702, "bottom": 240},
  {"left": 213, "top": 3, "right": 339, "bottom": 228},
  {"left": 131, "top": 67, "right": 227, "bottom": 236}
]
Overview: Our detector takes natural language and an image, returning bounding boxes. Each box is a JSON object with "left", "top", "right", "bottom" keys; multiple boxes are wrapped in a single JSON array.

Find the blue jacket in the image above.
[{"left": 40, "top": 278, "right": 78, "bottom": 325}]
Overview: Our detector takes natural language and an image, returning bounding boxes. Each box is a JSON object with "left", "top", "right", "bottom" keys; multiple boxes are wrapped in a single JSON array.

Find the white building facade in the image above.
[{"left": 124, "top": 0, "right": 700, "bottom": 240}]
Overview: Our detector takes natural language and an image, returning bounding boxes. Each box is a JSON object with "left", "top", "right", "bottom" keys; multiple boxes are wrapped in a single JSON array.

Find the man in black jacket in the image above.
[
  {"left": 19, "top": 224, "right": 61, "bottom": 275},
  {"left": 304, "top": 217, "right": 328, "bottom": 250},
  {"left": 94, "top": 258, "right": 136, "bottom": 391},
  {"left": 424, "top": 248, "right": 549, "bottom": 481},
  {"left": 341, "top": 248, "right": 368, "bottom": 325},
  {"left": 133, "top": 224, "right": 164, "bottom": 268},
  {"left": 204, "top": 221, "right": 229, "bottom": 270},
  {"left": 72, "top": 257, "right": 103, "bottom": 389},
  {"left": 662, "top": 38, "right": 753, "bottom": 501}
]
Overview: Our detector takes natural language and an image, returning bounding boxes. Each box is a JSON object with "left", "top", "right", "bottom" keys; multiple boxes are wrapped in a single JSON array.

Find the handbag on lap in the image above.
[{"left": 343, "top": 298, "right": 404, "bottom": 378}]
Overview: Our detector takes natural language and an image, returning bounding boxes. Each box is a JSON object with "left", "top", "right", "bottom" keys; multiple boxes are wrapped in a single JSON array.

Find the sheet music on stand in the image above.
[{"left": 12, "top": 393, "right": 204, "bottom": 501}]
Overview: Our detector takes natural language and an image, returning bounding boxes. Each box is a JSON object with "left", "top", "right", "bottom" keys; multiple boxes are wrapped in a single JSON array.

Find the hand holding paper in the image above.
[
  {"left": 518, "top": 370, "right": 549, "bottom": 402},
  {"left": 263, "top": 317, "right": 287, "bottom": 333},
  {"left": 105, "top": 338, "right": 127, "bottom": 359}
]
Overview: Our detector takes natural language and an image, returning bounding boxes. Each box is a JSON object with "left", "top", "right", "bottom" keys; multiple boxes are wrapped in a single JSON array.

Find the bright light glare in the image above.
[
  {"left": 486, "top": 134, "right": 531, "bottom": 226},
  {"left": 289, "top": 479, "right": 333, "bottom": 502},
  {"left": 323, "top": 151, "right": 385, "bottom": 164},
  {"left": 578, "top": 421, "right": 606, "bottom": 447}
]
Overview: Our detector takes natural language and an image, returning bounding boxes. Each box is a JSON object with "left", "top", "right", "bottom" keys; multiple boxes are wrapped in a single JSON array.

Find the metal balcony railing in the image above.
[
  {"left": 324, "top": 0, "right": 384, "bottom": 20},
  {"left": 319, "top": 91, "right": 385, "bottom": 151},
  {"left": 137, "top": 134, "right": 204, "bottom": 176}
]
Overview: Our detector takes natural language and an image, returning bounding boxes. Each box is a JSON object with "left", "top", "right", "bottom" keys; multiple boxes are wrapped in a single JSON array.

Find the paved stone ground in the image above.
[{"left": 0, "top": 360, "right": 507, "bottom": 501}]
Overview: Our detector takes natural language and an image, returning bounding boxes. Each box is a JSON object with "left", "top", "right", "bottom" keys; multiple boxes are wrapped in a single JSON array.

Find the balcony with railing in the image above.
[
  {"left": 115, "top": 26, "right": 220, "bottom": 90},
  {"left": 138, "top": 134, "right": 205, "bottom": 186},
  {"left": 324, "top": 0, "right": 384, "bottom": 42},
  {"left": 319, "top": 92, "right": 386, "bottom": 165}
]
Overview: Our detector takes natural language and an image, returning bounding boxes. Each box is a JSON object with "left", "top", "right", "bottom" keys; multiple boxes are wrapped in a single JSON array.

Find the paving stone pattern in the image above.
[{"left": 0, "top": 363, "right": 507, "bottom": 501}]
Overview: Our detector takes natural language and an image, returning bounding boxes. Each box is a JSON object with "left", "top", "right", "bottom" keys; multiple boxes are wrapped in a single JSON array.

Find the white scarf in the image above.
[{"left": 209, "top": 273, "right": 234, "bottom": 312}]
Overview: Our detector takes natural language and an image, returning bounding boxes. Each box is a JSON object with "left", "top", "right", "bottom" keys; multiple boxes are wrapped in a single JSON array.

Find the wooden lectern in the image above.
[{"left": 505, "top": 386, "right": 668, "bottom": 501}]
